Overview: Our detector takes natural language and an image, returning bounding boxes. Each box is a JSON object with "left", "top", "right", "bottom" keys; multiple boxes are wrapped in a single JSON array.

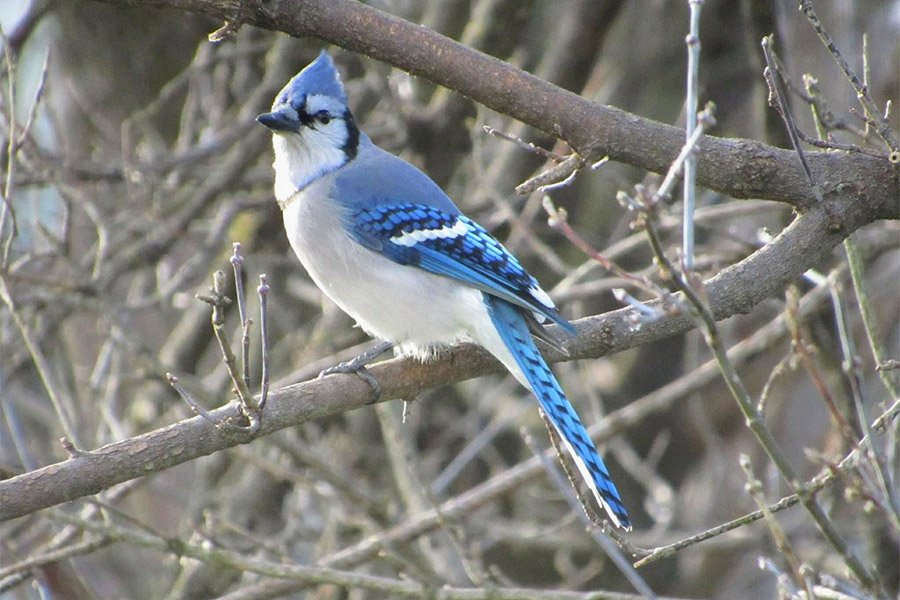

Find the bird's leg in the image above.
[{"left": 319, "top": 340, "right": 394, "bottom": 403}]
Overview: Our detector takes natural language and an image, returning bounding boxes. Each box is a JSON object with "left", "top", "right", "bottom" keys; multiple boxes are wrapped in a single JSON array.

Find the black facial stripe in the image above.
[
  {"left": 297, "top": 104, "right": 315, "bottom": 127},
  {"left": 342, "top": 110, "right": 360, "bottom": 159}
]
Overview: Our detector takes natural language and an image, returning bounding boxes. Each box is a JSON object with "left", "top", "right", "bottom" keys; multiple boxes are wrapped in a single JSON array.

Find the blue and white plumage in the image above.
[{"left": 258, "top": 51, "right": 631, "bottom": 530}]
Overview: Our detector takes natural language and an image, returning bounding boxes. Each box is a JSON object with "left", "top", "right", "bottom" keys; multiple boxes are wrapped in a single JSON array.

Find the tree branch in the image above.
[
  {"left": 93, "top": 0, "right": 898, "bottom": 218},
  {"left": 0, "top": 190, "right": 885, "bottom": 521}
]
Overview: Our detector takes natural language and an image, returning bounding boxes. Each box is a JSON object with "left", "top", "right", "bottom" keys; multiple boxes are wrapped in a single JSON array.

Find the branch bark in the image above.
[
  {"left": 0, "top": 192, "right": 887, "bottom": 521},
  {"left": 93, "top": 0, "right": 898, "bottom": 218}
]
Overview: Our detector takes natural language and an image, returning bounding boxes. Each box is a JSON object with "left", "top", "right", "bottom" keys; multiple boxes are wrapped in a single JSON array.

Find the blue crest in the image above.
[{"left": 274, "top": 50, "right": 346, "bottom": 107}]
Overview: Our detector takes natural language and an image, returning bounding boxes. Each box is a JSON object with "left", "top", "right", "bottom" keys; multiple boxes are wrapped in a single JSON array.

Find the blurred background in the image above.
[{"left": 1, "top": 0, "right": 898, "bottom": 598}]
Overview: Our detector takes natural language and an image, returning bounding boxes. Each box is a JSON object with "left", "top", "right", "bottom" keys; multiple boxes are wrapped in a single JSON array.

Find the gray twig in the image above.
[{"left": 682, "top": 0, "right": 704, "bottom": 270}]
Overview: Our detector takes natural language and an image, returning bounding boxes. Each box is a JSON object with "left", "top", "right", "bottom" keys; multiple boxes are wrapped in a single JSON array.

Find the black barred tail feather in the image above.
[{"left": 485, "top": 296, "right": 632, "bottom": 530}]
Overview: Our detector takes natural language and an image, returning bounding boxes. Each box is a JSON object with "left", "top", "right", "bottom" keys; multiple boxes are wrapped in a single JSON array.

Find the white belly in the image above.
[{"left": 281, "top": 181, "right": 495, "bottom": 360}]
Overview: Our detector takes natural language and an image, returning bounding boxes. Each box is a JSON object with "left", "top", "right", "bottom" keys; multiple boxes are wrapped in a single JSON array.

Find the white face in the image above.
[
  {"left": 271, "top": 93, "right": 355, "bottom": 202},
  {"left": 299, "top": 94, "right": 353, "bottom": 152}
]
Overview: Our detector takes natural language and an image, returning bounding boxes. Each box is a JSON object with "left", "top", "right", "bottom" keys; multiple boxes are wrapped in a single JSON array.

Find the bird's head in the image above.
[{"left": 258, "top": 51, "right": 360, "bottom": 198}]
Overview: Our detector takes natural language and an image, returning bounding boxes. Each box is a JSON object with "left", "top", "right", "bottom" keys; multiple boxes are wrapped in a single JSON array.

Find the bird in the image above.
[{"left": 257, "top": 51, "right": 631, "bottom": 530}]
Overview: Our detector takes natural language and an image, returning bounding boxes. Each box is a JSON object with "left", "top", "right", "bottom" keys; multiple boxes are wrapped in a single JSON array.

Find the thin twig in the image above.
[
  {"left": 515, "top": 154, "right": 585, "bottom": 195},
  {"left": 682, "top": 0, "right": 704, "bottom": 270},
  {"left": 803, "top": 61, "right": 900, "bottom": 531},
  {"left": 0, "top": 29, "right": 20, "bottom": 269},
  {"left": 798, "top": 0, "right": 898, "bottom": 152},
  {"left": 230, "top": 242, "right": 251, "bottom": 390},
  {"left": 761, "top": 36, "right": 825, "bottom": 207},
  {"left": 202, "top": 271, "right": 246, "bottom": 399},
  {"left": 794, "top": 129, "right": 884, "bottom": 157},
  {"left": 0, "top": 277, "right": 82, "bottom": 449},
  {"left": 655, "top": 105, "right": 716, "bottom": 203},
  {"left": 171, "top": 267, "right": 262, "bottom": 433},
  {"left": 845, "top": 240, "right": 899, "bottom": 399},
  {"left": 543, "top": 194, "right": 676, "bottom": 324},
  {"left": 482, "top": 125, "right": 566, "bottom": 163},
  {"left": 56, "top": 503, "right": 691, "bottom": 600},
  {"left": 209, "top": 269, "right": 258, "bottom": 419},
  {"left": 167, "top": 373, "right": 217, "bottom": 423},
  {"left": 862, "top": 33, "right": 872, "bottom": 140},
  {"left": 634, "top": 397, "right": 900, "bottom": 567},
  {"left": 0, "top": 536, "right": 114, "bottom": 587},
  {"left": 633, "top": 492, "right": 800, "bottom": 568},
  {"left": 13, "top": 48, "right": 50, "bottom": 153},
  {"left": 756, "top": 352, "right": 794, "bottom": 415},
  {"left": 783, "top": 286, "right": 856, "bottom": 447},
  {"left": 543, "top": 196, "right": 670, "bottom": 302},
  {"left": 739, "top": 455, "right": 813, "bottom": 597},
  {"left": 257, "top": 274, "right": 270, "bottom": 410}
]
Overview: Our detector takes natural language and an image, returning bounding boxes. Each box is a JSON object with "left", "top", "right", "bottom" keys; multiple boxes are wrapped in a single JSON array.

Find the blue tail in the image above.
[{"left": 486, "top": 296, "right": 631, "bottom": 530}]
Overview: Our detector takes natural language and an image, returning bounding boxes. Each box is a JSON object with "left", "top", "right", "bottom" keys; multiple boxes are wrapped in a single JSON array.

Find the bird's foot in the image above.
[{"left": 319, "top": 341, "right": 393, "bottom": 404}]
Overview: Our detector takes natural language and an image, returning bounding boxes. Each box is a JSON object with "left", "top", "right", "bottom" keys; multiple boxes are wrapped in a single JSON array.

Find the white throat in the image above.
[{"left": 271, "top": 128, "right": 348, "bottom": 203}]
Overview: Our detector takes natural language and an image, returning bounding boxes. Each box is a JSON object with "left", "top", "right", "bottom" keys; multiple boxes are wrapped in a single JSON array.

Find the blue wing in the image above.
[{"left": 347, "top": 202, "right": 575, "bottom": 336}]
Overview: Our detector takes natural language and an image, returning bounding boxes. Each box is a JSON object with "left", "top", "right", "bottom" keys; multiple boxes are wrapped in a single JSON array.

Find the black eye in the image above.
[{"left": 315, "top": 110, "right": 331, "bottom": 124}]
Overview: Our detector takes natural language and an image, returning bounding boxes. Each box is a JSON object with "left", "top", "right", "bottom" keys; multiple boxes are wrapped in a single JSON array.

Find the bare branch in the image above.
[
  {"left": 90, "top": 0, "right": 898, "bottom": 218},
  {"left": 0, "top": 184, "right": 886, "bottom": 522}
]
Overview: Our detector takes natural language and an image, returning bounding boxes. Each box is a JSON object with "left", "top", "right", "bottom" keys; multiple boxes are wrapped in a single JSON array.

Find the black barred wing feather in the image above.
[{"left": 348, "top": 203, "right": 575, "bottom": 335}]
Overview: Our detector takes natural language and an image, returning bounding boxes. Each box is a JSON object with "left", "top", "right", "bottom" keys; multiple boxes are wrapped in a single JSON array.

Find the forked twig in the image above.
[
  {"left": 543, "top": 104, "right": 715, "bottom": 324},
  {"left": 168, "top": 244, "right": 270, "bottom": 433},
  {"left": 798, "top": 0, "right": 898, "bottom": 152}
]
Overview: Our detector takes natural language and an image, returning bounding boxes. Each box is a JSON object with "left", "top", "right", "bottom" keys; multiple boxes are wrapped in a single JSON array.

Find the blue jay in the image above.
[{"left": 257, "top": 51, "right": 631, "bottom": 530}]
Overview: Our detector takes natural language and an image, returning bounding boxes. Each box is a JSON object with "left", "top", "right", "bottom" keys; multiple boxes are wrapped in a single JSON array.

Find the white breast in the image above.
[{"left": 281, "top": 178, "right": 498, "bottom": 361}]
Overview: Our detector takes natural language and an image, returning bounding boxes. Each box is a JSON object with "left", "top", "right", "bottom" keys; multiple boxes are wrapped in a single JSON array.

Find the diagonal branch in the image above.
[
  {"left": 92, "top": 0, "right": 898, "bottom": 218},
  {"left": 0, "top": 191, "right": 885, "bottom": 522}
]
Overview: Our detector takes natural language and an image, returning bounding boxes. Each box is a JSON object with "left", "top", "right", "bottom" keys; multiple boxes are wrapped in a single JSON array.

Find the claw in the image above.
[
  {"left": 318, "top": 341, "right": 393, "bottom": 403},
  {"left": 320, "top": 361, "right": 382, "bottom": 403}
]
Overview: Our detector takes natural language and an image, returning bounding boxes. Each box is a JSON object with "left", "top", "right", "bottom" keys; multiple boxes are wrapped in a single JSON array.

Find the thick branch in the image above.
[
  {"left": 0, "top": 194, "right": 881, "bottom": 522},
  {"left": 92, "top": 0, "right": 898, "bottom": 218}
]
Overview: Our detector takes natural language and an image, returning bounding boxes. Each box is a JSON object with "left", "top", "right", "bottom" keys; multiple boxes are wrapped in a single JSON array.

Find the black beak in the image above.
[{"left": 256, "top": 107, "right": 300, "bottom": 132}]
